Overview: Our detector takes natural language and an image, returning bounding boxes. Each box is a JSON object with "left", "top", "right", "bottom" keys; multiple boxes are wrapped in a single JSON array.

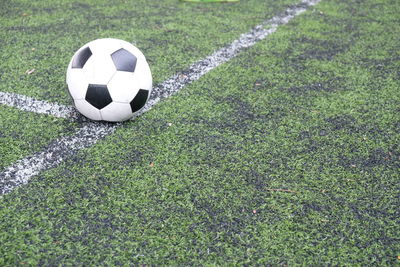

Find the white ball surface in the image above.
[{"left": 66, "top": 38, "right": 152, "bottom": 122}]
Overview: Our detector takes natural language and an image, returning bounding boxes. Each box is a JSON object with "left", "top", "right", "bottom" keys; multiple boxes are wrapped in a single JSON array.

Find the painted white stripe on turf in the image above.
[
  {"left": 0, "top": 92, "right": 78, "bottom": 119},
  {"left": 0, "top": 123, "right": 118, "bottom": 195},
  {"left": 0, "top": 0, "right": 321, "bottom": 195},
  {"left": 147, "top": 0, "right": 321, "bottom": 107}
]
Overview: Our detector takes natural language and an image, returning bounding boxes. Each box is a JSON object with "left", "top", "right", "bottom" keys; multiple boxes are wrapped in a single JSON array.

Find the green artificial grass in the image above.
[
  {"left": 1, "top": 0, "right": 399, "bottom": 265},
  {"left": 0, "top": 0, "right": 298, "bottom": 105},
  {"left": 0, "top": 105, "right": 77, "bottom": 169},
  {"left": 0, "top": 0, "right": 296, "bottom": 180}
]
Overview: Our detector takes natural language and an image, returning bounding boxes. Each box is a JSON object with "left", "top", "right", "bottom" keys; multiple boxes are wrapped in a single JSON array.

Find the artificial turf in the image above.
[
  {"left": 1, "top": 0, "right": 399, "bottom": 265},
  {"left": 0, "top": 0, "right": 298, "bottom": 183},
  {"left": 0, "top": 105, "right": 77, "bottom": 170},
  {"left": 0, "top": 0, "right": 298, "bottom": 105}
]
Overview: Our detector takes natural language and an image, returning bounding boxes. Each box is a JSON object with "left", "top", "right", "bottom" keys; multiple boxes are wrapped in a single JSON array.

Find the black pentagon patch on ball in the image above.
[
  {"left": 111, "top": 48, "right": 137, "bottom": 72},
  {"left": 72, "top": 47, "right": 92, "bottom": 68},
  {"left": 130, "top": 89, "right": 149, "bottom": 113},
  {"left": 85, "top": 84, "right": 112, "bottom": 109}
]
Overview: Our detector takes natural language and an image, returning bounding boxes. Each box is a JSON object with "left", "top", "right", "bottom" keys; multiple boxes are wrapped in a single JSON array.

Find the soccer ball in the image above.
[{"left": 66, "top": 38, "right": 152, "bottom": 122}]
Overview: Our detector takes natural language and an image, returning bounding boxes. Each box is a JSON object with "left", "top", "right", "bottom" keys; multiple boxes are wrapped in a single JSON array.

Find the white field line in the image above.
[
  {"left": 0, "top": 92, "right": 78, "bottom": 119},
  {"left": 0, "top": 0, "right": 321, "bottom": 195}
]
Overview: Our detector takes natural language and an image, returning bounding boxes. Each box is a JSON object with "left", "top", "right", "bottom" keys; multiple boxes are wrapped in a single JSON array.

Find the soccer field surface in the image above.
[{"left": 1, "top": 0, "right": 399, "bottom": 265}]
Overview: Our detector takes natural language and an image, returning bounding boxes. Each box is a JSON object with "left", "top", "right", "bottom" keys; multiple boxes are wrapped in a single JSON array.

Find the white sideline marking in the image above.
[
  {"left": 0, "top": 123, "right": 117, "bottom": 195},
  {"left": 0, "top": 92, "right": 77, "bottom": 119},
  {"left": 0, "top": 0, "right": 321, "bottom": 195}
]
